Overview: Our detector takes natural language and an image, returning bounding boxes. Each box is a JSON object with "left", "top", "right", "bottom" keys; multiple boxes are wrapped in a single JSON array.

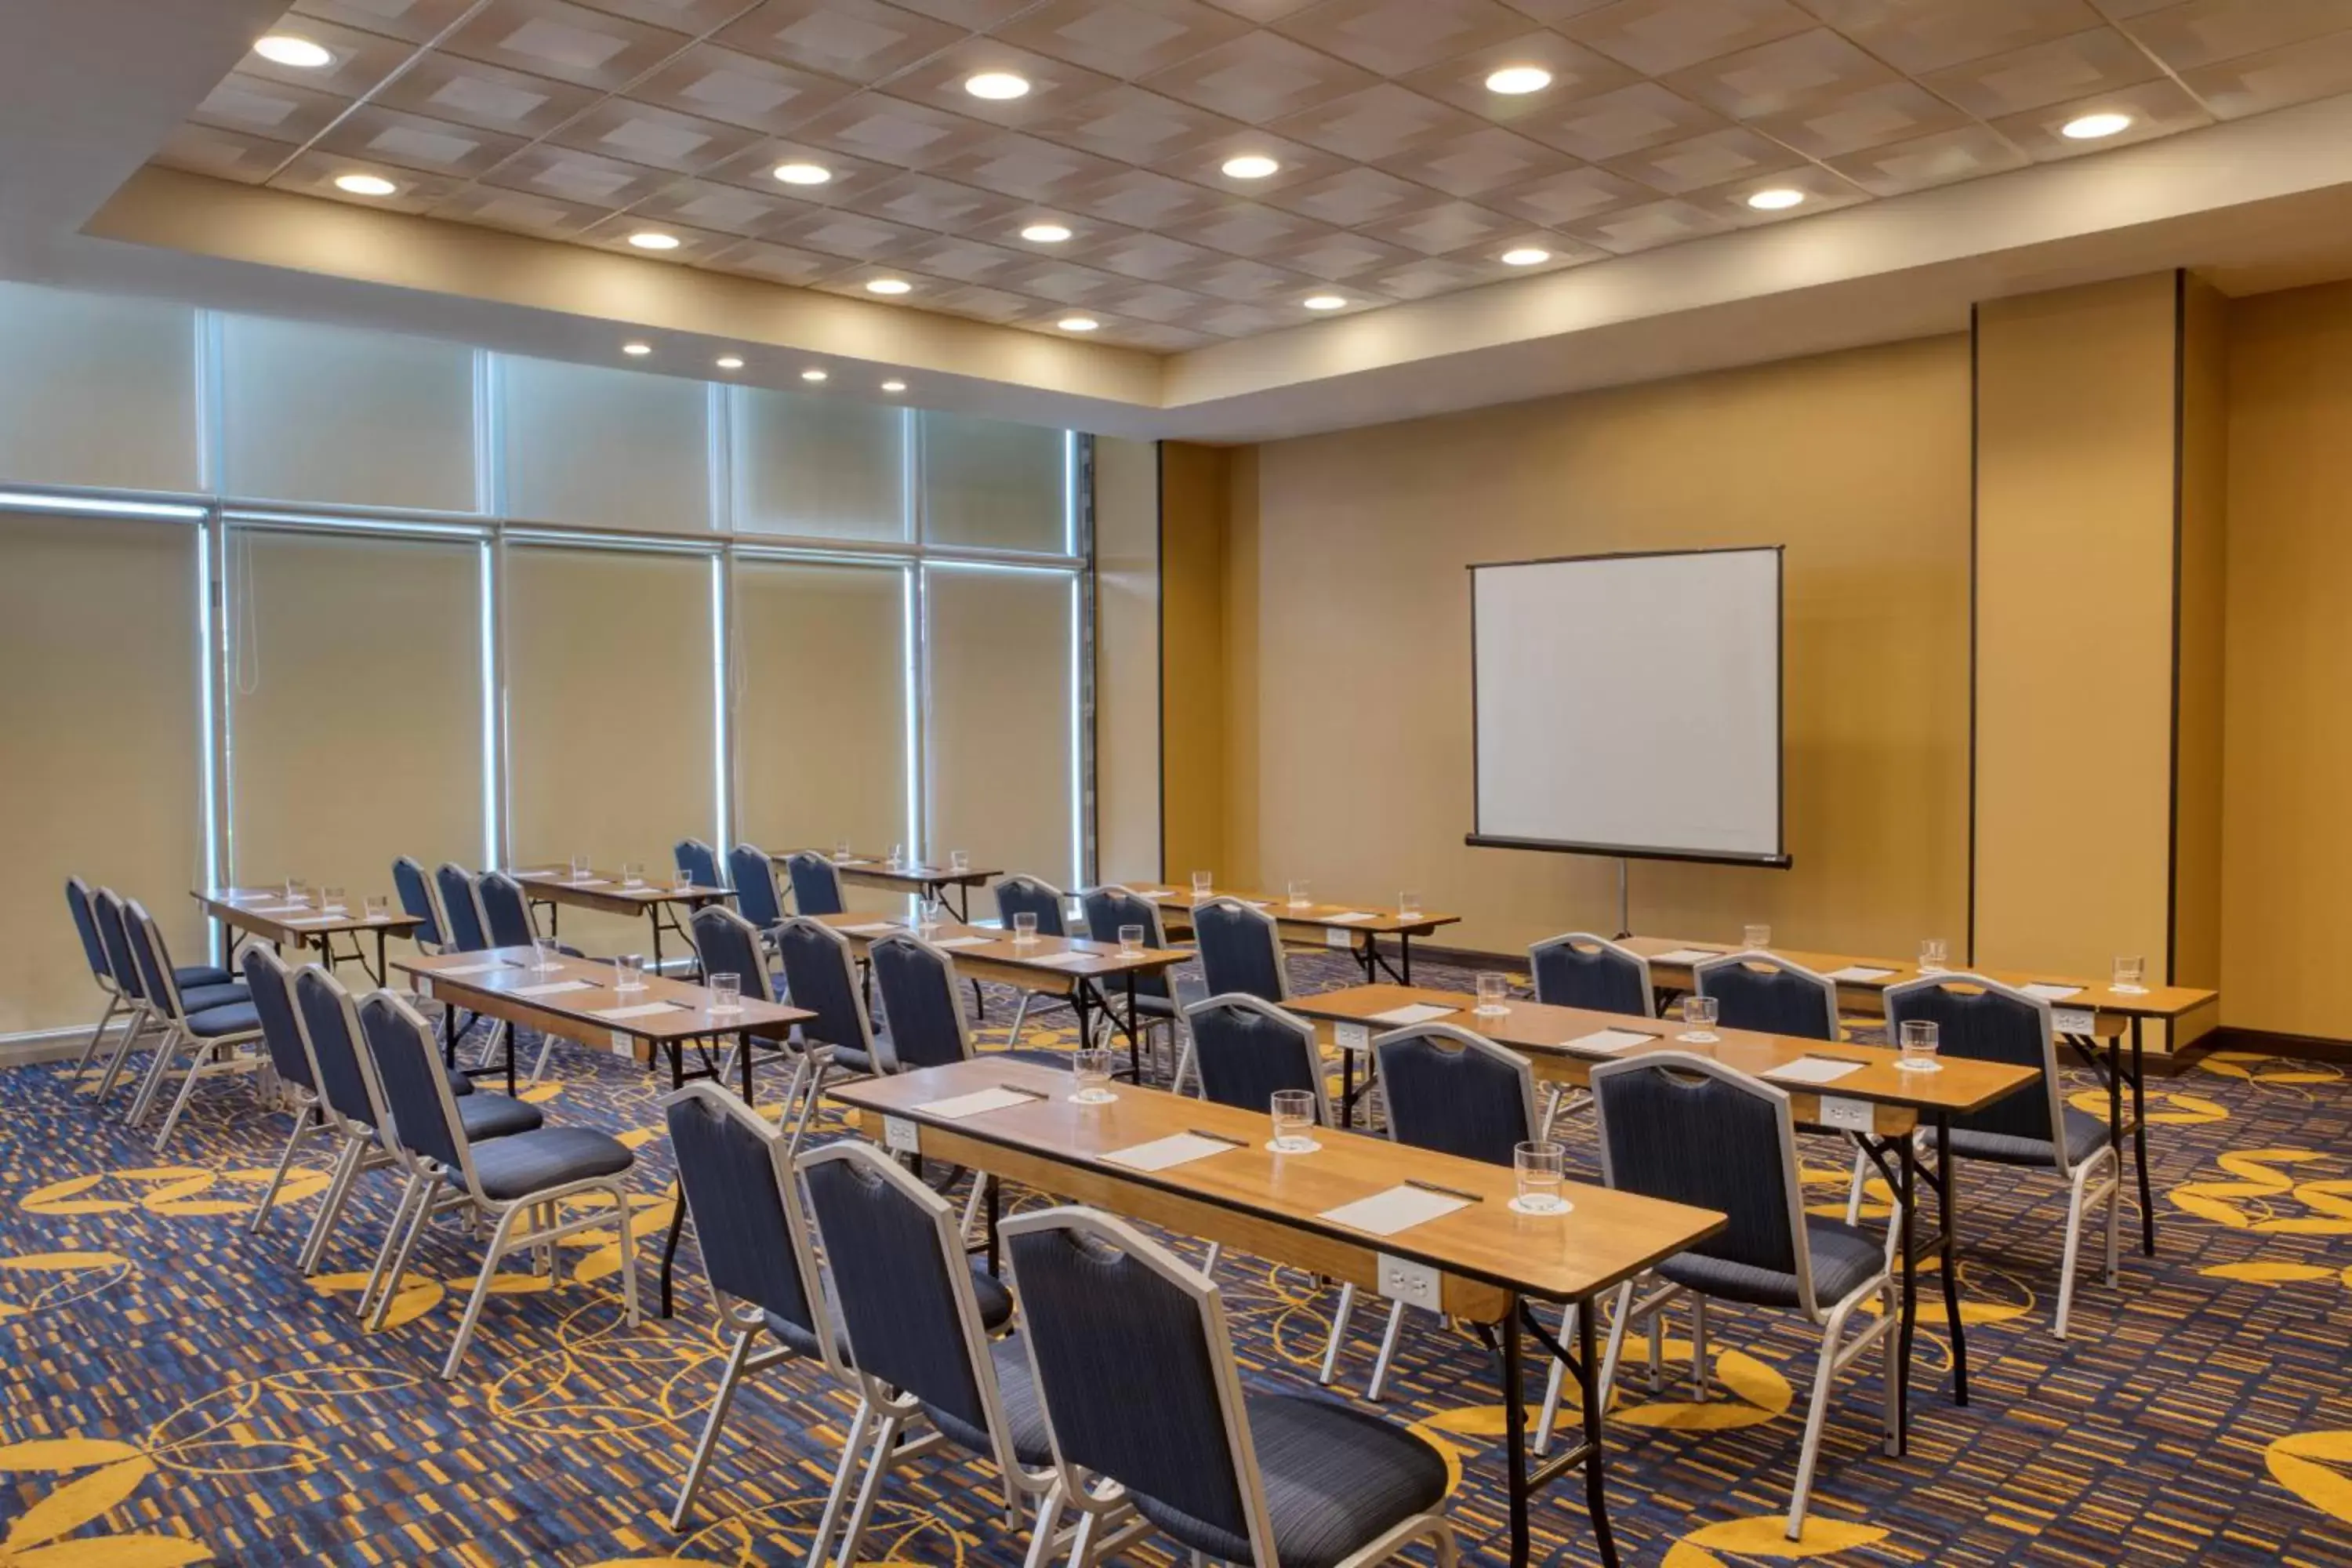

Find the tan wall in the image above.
[
  {"left": 1094, "top": 436, "right": 1161, "bottom": 886},
  {"left": 1160, "top": 442, "right": 1231, "bottom": 884},
  {"left": 1226, "top": 335, "right": 1975, "bottom": 957},
  {"left": 2175, "top": 279, "right": 2230, "bottom": 1032}
]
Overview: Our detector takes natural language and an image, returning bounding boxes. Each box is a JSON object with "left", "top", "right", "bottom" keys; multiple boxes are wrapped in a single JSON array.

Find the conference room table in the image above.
[
  {"left": 193, "top": 887, "right": 423, "bottom": 986},
  {"left": 1624, "top": 935, "right": 2220, "bottom": 1255},
  {"left": 831, "top": 1056, "right": 1723, "bottom": 1568},
  {"left": 1123, "top": 883, "right": 1461, "bottom": 985},
  {"left": 776, "top": 848, "right": 1000, "bottom": 922},
  {"left": 1283, "top": 982, "right": 2041, "bottom": 1428},
  {"left": 510, "top": 866, "right": 730, "bottom": 976}
]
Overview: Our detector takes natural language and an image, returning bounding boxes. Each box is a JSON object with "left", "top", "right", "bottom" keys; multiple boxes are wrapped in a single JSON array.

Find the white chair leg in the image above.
[
  {"left": 1006, "top": 993, "right": 1035, "bottom": 1046},
  {"left": 832, "top": 1408, "right": 905, "bottom": 1568},
  {"left": 1365, "top": 1301, "right": 1409, "bottom": 1402},
  {"left": 1320, "top": 1283, "right": 1357, "bottom": 1385},
  {"left": 93, "top": 1008, "right": 150, "bottom": 1102},
  {"left": 670, "top": 1327, "right": 757, "bottom": 1530},
  {"left": 2054, "top": 1163, "right": 2092, "bottom": 1340},
  {"left": 1785, "top": 1301, "right": 1856, "bottom": 1540},
  {"left": 1171, "top": 1036, "right": 1196, "bottom": 1097},
  {"left": 299, "top": 1134, "right": 368, "bottom": 1276},
  {"left": 75, "top": 995, "right": 122, "bottom": 1070},
  {"left": 441, "top": 1202, "right": 526, "bottom": 1378},
  {"left": 611, "top": 1181, "right": 641, "bottom": 1326},
  {"left": 804, "top": 1397, "right": 874, "bottom": 1568},
  {"left": 249, "top": 1102, "right": 318, "bottom": 1233},
  {"left": 1533, "top": 1301, "right": 1577, "bottom": 1457},
  {"left": 2104, "top": 1152, "right": 2122, "bottom": 1285},
  {"left": 151, "top": 1043, "right": 216, "bottom": 1152},
  {"left": 127, "top": 1025, "right": 183, "bottom": 1126},
  {"left": 1596, "top": 1281, "right": 1636, "bottom": 1408},
  {"left": 1018, "top": 1479, "right": 1066, "bottom": 1568},
  {"left": 1201, "top": 1241, "right": 1222, "bottom": 1279},
  {"left": 959, "top": 1174, "right": 991, "bottom": 1243},
  {"left": 1845, "top": 1145, "right": 1869, "bottom": 1225},
  {"left": 528, "top": 1028, "right": 561, "bottom": 1086},
  {"left": 365, "top": 1176, "right": 436, "bottom": 1329}
]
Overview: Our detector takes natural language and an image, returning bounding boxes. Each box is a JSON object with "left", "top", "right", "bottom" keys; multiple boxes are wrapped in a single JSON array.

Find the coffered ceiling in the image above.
[{"left": 149, "top": 0, "right": 2352, "bottom": 355}]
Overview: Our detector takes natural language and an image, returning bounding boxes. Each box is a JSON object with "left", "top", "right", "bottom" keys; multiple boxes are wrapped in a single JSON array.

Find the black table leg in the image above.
[
  {"left": 739, "top": 1029, "right": 753, "bottom": 1102},
  {"left": 1356, "top": 935, "right": 1377, "bottom": 984},
  {"left": 670, "top": 1039, "right": 683, "bottom": 1092},
  {"left": 503, "top": 1020, "right": 517, "bottom": 1098},
  {"left": 1338, "top": 1048, "right": 1356, "bottom": 1130},
  {"left": 442, "top": 1003, "right": 458, "bottom": 1070},
  {"left": 1501, "top": 1291, "right": 1530, "bottom": 1568},
  {"left": 1936, "top": 1113, "right": 1967, "bottom": 1405},
  {"left": 658, "top": 1182, "right": 686, "bottom": 1319},
  {"left": 1577, "top": 1301, "right": 1617, "bottom": 1568},
  {"left": 650, "top": 911, "right": 663, "bottom": 977},
  {"left": 1123, "top": 970, "right": 1142, "bottom": 1082},
  {"left": 1400, "top": 932, "right": 1413, "bottom": 984},
  {"left": 985, "top": 1174, "right": 1001, "bottom": 1276},
  {"left": 2132, "top": 1017, "right": 2154, "bottom": 1255}
]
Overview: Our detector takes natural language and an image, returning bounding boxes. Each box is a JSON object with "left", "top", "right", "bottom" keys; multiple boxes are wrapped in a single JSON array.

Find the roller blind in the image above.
[
  {"left": 224, "top": 526, "right": 486, "bottom": 905},
  {"left": 0, "top": 512, "right": 203, "bottom": 1033},
  {"left": 220, "top": 316, "right": 477, "bottom": 512},
  {"left": 732, "top": 389, "right": 906, "bottom": 543},
  {"left": 920, "top": 412, "right": 1069, "bottom": 555},
  {"left": 0, "top": 282, "right": 199, "bottom": 493},
  {"left": 499, "top": 356, "right": 710, "bottom": 533},
  {"left": 924, "top": 565, "right": 1079, "bottom": 891}
]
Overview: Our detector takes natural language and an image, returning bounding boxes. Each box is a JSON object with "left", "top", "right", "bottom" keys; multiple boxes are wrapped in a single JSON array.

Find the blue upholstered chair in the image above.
[
  {"left": 797, "top": 1140, "right": 1056, "bottom": 1568},
  {"left": 87, "top": 886, "right": 239, "bottom": 1105},
  {"left": 782, "top": 850, "right": 846, "bottom": 918},
  {"left": 1529, "top": 931, "right": 1654, "bottom": 1017},
  {"left": 1693, "top": 950, "right": 1840, "bottom": 1040},
  {"left": 473, "top": 870, "right": 597, "bottom": 1083},
  {"left": 993, "top": 874, "right": 1076, "bottom": 1046},
  {"left": 688, "top": 907, "right": 846, "bottom": 1149},
  {"left": 1004, "top": 1206, "right": 1458, "bottom": 1568},
  {"left": 1081, "top": 884, "right": 1186, "bottom": 1080},
  {"left": 731, "top": 844, "right": 789, "bottom": 930},
  {"left": 1193, "top": 896, "right": 1290, "bottom": 1005},
  {"left": 356, "top": 991, "right": 638, "bottom": 1378},
  {"left": 65, "top": 877, "right": 149, "bottom": 1069},
  {"left": 243, "top": 947, "right": 328, "bottom": 1240},
  {"left": 673, "top": 837, "right": 724, "bottom": 893},
  {"left": 1184, "top": 993, "right": 1328, "bottom": 1123},
  {"left": 122, "top": 899, "right": 265, "bottom": 1151},
  {"left": 391, "top": 856, "right": 443, "bottom": 953},
  {"left": 1587, "top": 1052, "right": 1897, "bottom": 1538},
  {"left": 432, "top": 862, "right": 489, "bottom": 954},
  {"left": 774, "top": 916, "right": 888, "bottom": 1095}
]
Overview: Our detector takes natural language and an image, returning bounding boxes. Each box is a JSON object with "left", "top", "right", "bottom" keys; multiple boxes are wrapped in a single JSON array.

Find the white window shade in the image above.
[
  {"left": 732, "top": 389, "right": 906, "bottom": 542},
  {"left": 220, "top": 315, "right": 476, "bottom": 511},
  {"left": 920, "top": 412, "right": 1069, "bottom": 554},
  {"left": 0, "top": 282, "right": 198, "bottom": 493},
  {"left": 499, "top": 356, "right": 710, "bottom": 533},
  {"left": 924, "top": 564, "right": 1080, "bottom": 890}
]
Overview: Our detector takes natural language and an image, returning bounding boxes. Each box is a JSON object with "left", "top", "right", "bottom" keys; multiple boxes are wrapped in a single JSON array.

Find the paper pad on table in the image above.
[
  {"left": 1104, "top": 1133, "right": 1240, "bottom": 1172},
  {"left": 1764, "top": 1056, "right": 1866, "bottom": 1087},
  {"left": 1368, "top": 1003, "right": 1455, "bottom": 1026},
  {"left": 1319, "top": 1184, "right": 1471, "bottom": 1237},
  {"left": 915, "top": 1087, "right": 1038, "bottom": 1120}
]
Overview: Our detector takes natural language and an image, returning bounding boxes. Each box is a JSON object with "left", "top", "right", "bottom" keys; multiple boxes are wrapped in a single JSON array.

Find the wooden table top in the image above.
[
  {"left": 1287, "top": 983, "right": 2039, "bottom": 1119},
  {"left": 1623, "top": 936, "right": 2218, "bottom": 1022},
  {"left": 196, "top": 888, "right": 423, "bottom": 940},
  {"left": 1124, "top": 884, "right": 1461, "bottom": 935},
  {"left": 832, "top": 1057, "right": 1723, "bottom": 1305},
  {"left": 510, "top": 866, "right": 731, "bottom": 911},
  {"left": 393, "top": 946, "right": 811, "bottom": 1041},
  {"left": 775, "top": 850, "right": 1000, "bottom": 888},
  {"left": 814, "top": 913, "right": 1192, "bottom": 979}
]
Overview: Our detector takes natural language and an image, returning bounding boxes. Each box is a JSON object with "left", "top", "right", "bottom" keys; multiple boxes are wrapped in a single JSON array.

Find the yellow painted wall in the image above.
[
  {"left": 1160, "top": 442, "right": 1230, "bottom": 884},
  {"left": 2174, "top": 279, "right": 2229, "bottom": 1041}
]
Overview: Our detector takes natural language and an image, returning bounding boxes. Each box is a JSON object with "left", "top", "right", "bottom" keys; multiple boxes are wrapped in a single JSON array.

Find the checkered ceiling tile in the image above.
[{"left": 155, "top": 0, "right": 2352, "bottom": 350}]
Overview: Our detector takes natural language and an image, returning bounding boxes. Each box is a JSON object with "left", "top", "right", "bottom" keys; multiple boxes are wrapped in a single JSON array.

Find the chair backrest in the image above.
[
  {"left": 1590, "top": 1052, "right": 1817, "bottom": 1310},
  {"left": 673, "top": 837, "right": 723, "bottom": 891},
  {"left": 357, "top": 991, "right": 472, "bottom": 1180},
  {"left": 688, "top": 906, "right": 777, "bottom": 1004},
  {"left": 993, "top": 874, "right": 1068, "bottom": 938},
  {"left": 241, "top": 946, "right": 314, "bottom": 1092},
  {"left": 869, "top": 932, "right": 974, "bottom": 1071},
  {"left": 1693, "top": 951, "right": 1839, "bottom": 1041},
  {"left": 391, "top": 856, "right": 441, "bottom": 949},
  {"left": 66, "top": 877, "right": 111, "bottom": 987},
  {"left": 1530, "top": 932, "right": 1653, "bottom": 1017},
  {"left": 433, "top": 862, "right": 488, "bottom": 953},
  {"left": 1080, "top": 885, "right": 1170, "bottom": 1000},
  {"left": 91, "top": 888, "right": 147, "bottom": 1001},
  {"left": 662, "top": 1082, "right": 836, "bottom": 1365},
  {"left": 1004, "top": 1207, "right": 1272, "bottom": 1565},
  {"left": 732, "top": 844, "right": 787, "bottom": 926},
  {"left": 474, "top": 871, "right": 539, "bottom": 949},
  {"left": 775, "top": 916, "right": 885, "bottom": 1069},
  {"left": 1372, "top": 1023, "right": 1537, "bottom": 1166},
  {"left": 122, "top": 901, "right": 187, "bottom": 1022},
  {"left": 782, "top": 851, "right": 845, "bottom": 918},
  {"left": 293, "top": 964, "right": 385, "bottom": 1132},
  {"left": 1192, "top": 898, "right": 1289, "bottom": 1004},
  {"left": 1884, "top": 974, "right": 2066, "bottom": 1158},
  {"left": 797, "top": 1141, "right": 1021, "bottom": 1492},
  {"left": 1183, "top": 995, "right": 1327, "bottom": 1122}
]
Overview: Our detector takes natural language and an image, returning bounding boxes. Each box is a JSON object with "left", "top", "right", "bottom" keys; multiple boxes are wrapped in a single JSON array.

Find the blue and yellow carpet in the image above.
[{"left": 5, "top": 949, "right": 2351, "bottom": 1566}]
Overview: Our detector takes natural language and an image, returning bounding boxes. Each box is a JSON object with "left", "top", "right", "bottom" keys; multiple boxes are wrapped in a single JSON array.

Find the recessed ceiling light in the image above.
[
  {"left": 773, "top": 162, "right": 833, "bottom": 186},
  {"left": 1221, "top": 154, "right": 1279, "bottom": 180},
  {"left": 882, "top": 379, "right": 907, "bottom": 393},
  {"left": 801, "top": 368, "right": 829, "bottom": 382},
  {"left": 2061, "top": 111, "right": 2132, "bottom": 140},
  {"left": 622, "top": 343, "right": 652, "bottom": 357},
  {"left": 254, "top": 34, "right": 332, "bottom": 67},
  {"left": 1058, "top": 316, "right": 1099, "bottom": 332},
  {"left": 1020, "top": 223, "right": 1073, "bottom": 244},
  {"left": 965, "top": 71, "right": 1031, "bottom": 100},
  {"left": 333, "top": 172, "right": 397, "bottom": 197},
  {"left": 1303, "top": 295, "right": 1346, "bottom": 310},
  {"left": 866, "top": 278, "right": 912, "bottom": 295},
  {"left": 715, "top": 355, "right": 744, "bottom": 370},
  {"left": 1500, "top": 246, "right": 1549, "bottom": 266},
  {"left": 629, "top": 230, "right": 681, "bottom": 250},
  {"left": 1746, "top": 187, "right": 1806, "bottom": 210},
  {"left": 1485, "top": 65, "right": 1552, "bottom": 95}
]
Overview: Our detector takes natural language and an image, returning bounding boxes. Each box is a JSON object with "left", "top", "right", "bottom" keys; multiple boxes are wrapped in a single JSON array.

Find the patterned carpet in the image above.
[{"left": 4, "top": 946, "right": 2352, "bottom": 1567}]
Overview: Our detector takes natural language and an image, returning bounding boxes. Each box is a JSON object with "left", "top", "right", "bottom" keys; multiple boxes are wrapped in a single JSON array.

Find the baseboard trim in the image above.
[
  {"left": 0, "top": 1029, "right": 93, "bottom": 1069},
  {"left": 2203, "top": 1025, "right": 2352, "bottom": 1065}
]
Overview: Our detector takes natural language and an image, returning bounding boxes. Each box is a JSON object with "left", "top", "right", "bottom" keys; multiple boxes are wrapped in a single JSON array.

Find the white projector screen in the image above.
[{"left": 1468, "top": 546, "right": 1787, "bottom": 866}]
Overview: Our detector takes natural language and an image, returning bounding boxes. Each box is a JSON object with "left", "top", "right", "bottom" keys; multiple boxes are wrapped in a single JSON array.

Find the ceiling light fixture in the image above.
[
  {"left": 629, "top": 230, "right": 681, "bottom": 249},
  {"left": 1500, "top": 246, "right": 1549, "bottom": 266},
  {"left": 801, "top": 368, "right": 829, "bottom": 382},
  {"left": 1058, "top": 316, "right": 1099, "bottom": 332},
  {"left": 1020, "top": 223, "right": 1073, "bottom": 243},
  {"left": 882, "top": 379, "right": 907, "bottom": 393},
  {"left": 622, "top": 343, "right": 652, "bottom": 357},
  {"left": 1485, "top": 65, "right": 1552, "bottom": 95},
  {"left": 715, "top": 355, "right": 744, "bottom": 370},
  {"left": 2061, "top": 111, "right": 2132, "bottom": 140},
  {"left": 866, "top": 278, "right": 912, "bottom": 295},
  {"left": 773, "top": 162, "right": 833, "bottom": 185},
  {"left": 1746, "top": 187, "right": 1805, "bottom": 210},
  {"left": 1221, "top": 154, "right": 1279, "bottom": 180},
  {"left": 1303, "top": 294, "right": 1346, "bottom": 310},
  {"left": 254, "top": 34, "right": 332, "bottom": 67},
  {"left": 965, "top": 71, "right": 1031, "bottom": 100},
  {"left": 333, "top": 172, "right": 397, "bottom": 197}
]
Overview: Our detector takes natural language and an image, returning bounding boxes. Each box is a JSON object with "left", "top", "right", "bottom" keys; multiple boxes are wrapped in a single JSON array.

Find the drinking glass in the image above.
[
  {"left": 833, "top": 840, "right": 853, "bottom": 862},
  {"left": 1012, "top": 912, "right": 1039, "bottom": 946},
  {"left": 1918, "top": 937, "right": 1948, "bottom": 974},
  {"left": 616, "top": 954, "right": 646, "bottom": 993},
  {"left": 321, "top": 886, "right": 347, "bottom": 916},
  {"left": 1399, "top": 890, "right": 1423, "bottom": 920},
  {"left": 1744, "top": 924, "right": 1772, "bottom": 950},
  {"left": 918, "top": 898, "right": 946, "bottom": 937},
  {"left": 1679, "top": 995, "right": 1720, "bottom": 1044},
  {"left": 1072, "top": 1047, "right": 1115, "bottom": 1103},
  {"left": 363, "top": 895, "right": 389, "bottom": 922},
  {"left": 1287, "top": 880, "right": 1312, "bottom": 909},
  {"left": 568, "top": 854, "right": 591, "bottom": 883},
  {"left": 1514, "top": 1142, "right": 1569, "bottom": 1215},
  {"left": 1270, "top": 1089, "right": 1317, "bottom": 1153},
  {"left": 1190, "top": 869, "right": 1214, "bottom": 900},
  {"left": 285, "top": 879, "right": 310, "bottom": 909},
  {"left": 1898, "top": 1018, "right": 1941, "bottom": 1071},
  {"left": 671, "top": 866, "right": 695, "bottom": 892},
  {"left": 2112, "top": 954, "right": 2147, "bottom": 994},
  {"left": 949, "top": 850, "right": 971, "bottom": 873},
  {"left": 621, "top": 861, "right": 645, "bottom": 888},
  {"left": 1475, "top": 971, "right": 1510, "bottom": 1016},
  {"left": 887, "top": 843, "right": 905, "bottom": 869},
  {"left": 532, "top": 937, "right": 560, "bottom": 975},
  {"left": 710, "top": 973, "right": 742, "bottom": 1014},
  {"left": 1118, "top": 924, "right": 1145, "bottom": 956}
]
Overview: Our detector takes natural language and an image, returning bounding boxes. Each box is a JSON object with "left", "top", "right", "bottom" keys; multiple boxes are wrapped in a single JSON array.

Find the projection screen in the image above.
[{"left": 1466, "top": 546, "right": 1788, "bottom": 867}]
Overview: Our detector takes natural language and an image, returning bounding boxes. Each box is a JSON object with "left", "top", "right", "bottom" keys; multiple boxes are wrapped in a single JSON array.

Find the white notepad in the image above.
[
  {"left": 2022, "top": 982, "right": 2083, "bottom": 1002},
  {"left": 595, "top": 1001, "right": 684, "bottom": 1022},
  {"left": 1025, "top": 950, "right": 1098, "bottom": 969},
  {"left": 568, "top": 877, "right": 610, "bottom": 887},
  {"left": 1652, "top": 948, "right": 1723, "bottom": 964},
  {"left": 1319, "top": 1184, "right": 1472, "bottom": 1238},
  {"left": 1765, "top": 1056, "right": 1866, "bottom": 1087},
  {"left": 839, "top": 921, "right": 898, "bottom": 935},
  {"left": 1104, "top": 1132, "right": 1241, "bottom": 1172},
  {"left": 1824, "top": 965, "right": 1896, "bottom": 983},
  {"left": 510, "top": 979, "right": 597, "bottom": 997},
  {"left": 285, "top": 914, "right": 348, "bottom": 927},
  {"left": 1323, "top": 911, "right": 1375, "bottom": 924},
  {"left": 933, "top": 935, "right": 989, "bottom": 949},
  {"left": 1564, "top": 1028, "right": 1657, "bottom": 1055},
  {"left": 436, "top": 961, "right": 518, "bottom": 977},
  {"left": 1369, "top": 1003, "right": 1455, "bottom": 1026},
  {"left": 916, "top": 1087, "right": 1039, "bottom": 1120},
  {"left": 243, "top": 904, "right": 300, "bottom": 916},
  {"left": 513, "top": 870, "right": 554, "bottom": 880}
]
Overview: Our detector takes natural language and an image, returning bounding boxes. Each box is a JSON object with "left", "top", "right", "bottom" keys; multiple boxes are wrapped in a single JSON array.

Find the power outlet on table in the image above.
[
  {"left": 1326, "top": 927, "right": 1355, "bottom": 948},
  {"left": 883, "top": 1115, "right": 920, "bottom": 1155},
  {"left": 1377, "top": 1252, "right": 1442, "bottom": 1310}
]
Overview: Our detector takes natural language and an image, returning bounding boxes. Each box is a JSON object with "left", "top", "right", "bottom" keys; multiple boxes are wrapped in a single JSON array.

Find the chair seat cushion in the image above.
[
  {"left": 1130, "top": 1392, "right": 1450, "bottom": 1568},
  {"left": 183, "top": 1000, "right": 261, "bottom": 1038},
  {"left": 1951, "top": 1105, "right": 2111, "bottom": 1168},
  {"left": 173, "top": 964, "right": 234, "bottom": 989},
  {"left": 925, "top": 1335, "right": 1053, "bottom": 1467},
  {"left": 180, "top": 982, "right": 249, "bottom": 1014},
  {"left": 823, "top": 1043, "right": 875, "bottom": 1076},
  {"left": 1660, "top": 1218, "right": 1887, "bottom": 1308},
  {"left": 456, "top": 1127, "right": 633, "bottom": 1200},
  {"left": 456, "top": 1092, "right": 544, "bottom": 1141}
]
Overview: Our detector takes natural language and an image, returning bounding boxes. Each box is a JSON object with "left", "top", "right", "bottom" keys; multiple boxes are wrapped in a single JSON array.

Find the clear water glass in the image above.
[
  {"left": 621, "top": 861, "right": 645, "bottom": 888},
  {"left": 616, "top": 954, "right": 646, "bottom": 993},
  {"left": 887, "top": 843, "right": 905, "bottom": 869},
  {"left": 1012, "top": 912, "right": 1039, "bottom": 945},
  {"left": 1287, "top": 880, "right": 1311, "bottom": 909},
  {"left": 833, "top": 840, "right": 852, "bottom": 862},
  {"left": 1072, "top": 1047, "right": 1115, "bottom": 1103},
  {"left": 285, "top": 879, "right": 310, "bottom": 908},
  {"left": 321, "top": 886, "right": 347, "bottom": 916},
  {"left": 1918, "top": 937, "right": 1948, "bottom": 974},
  {"left": 1118, "top": 924, "right": 1145, "bottom": 956},
  {"left": 1515, "top": 1142, "right": 1569, "bottom": 1214},
  {"left": 949, "top": 850, "right": 971, "bottom": 873},
  {"left": 710, "top": 972, "right": 742, "bottom": 1014},
  {"left": 1190, "top": 869, "right": 1214, "bottom": 900},
  {"left": 1679, "top": 994, "right": 1720, "bottom": 1044},
  {"left": 1475, "top": 971, "right": 1509, "bottom": 1016},
  {"left": 671, "top": 866, "right": 695, "bottom": 892},
  {"left": 364, "top": 895, "right": 389, "bottom": 921},
  {"left": 568, "top": 855, "right": 591, "bottom": 883},
  {"left": 1898, "top": 1018, "right": 1940, "bottom": 1071},
  {"left": 2112, "top": 954, "right": 2147, "bottom": 993},
  {"left": 1399, "top": 890, "right": 1422, "bottom": 920},
  {"left": 918, "top": 898, "right": 946, "bottom": 936},
  {"left": 1270, "top": 1089, "right": 1317, "bottom": 1152},
  {"left": 1744, "top": 924, "right": 1772, "bottom": 949},
  {"left": 532, "top": 937, "right": 560, "bottom": 975}
]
